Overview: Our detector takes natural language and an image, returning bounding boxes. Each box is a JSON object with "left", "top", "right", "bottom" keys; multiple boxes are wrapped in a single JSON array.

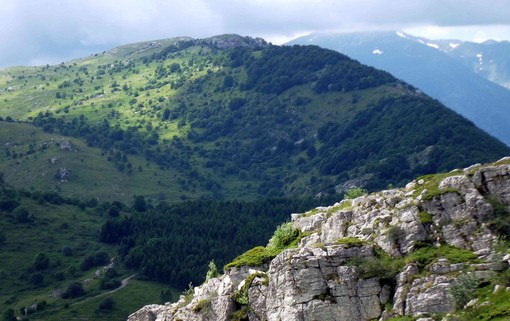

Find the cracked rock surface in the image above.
[{"left": 128, "top": 159, "right": 510, "bottom": 321}]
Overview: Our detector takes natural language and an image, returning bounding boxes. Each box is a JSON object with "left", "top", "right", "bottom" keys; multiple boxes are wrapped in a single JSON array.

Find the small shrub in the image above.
[
  {"left": 336, "top": 237, "right": 366, "bottom": 248},
  {"left": 418, "top": 211, "right": 433, "bottom": 224},
  {"left": 61, "top": 282, "right": 85, "bottom": 299},
  {"left": 98, "top": 297, "right": 115, "bottom": 311},
  {"left": 387, "top": 225, "right": 405, "bottom": 244},
  {"left": 344, "top": 187, "right": 367, "bottom": 199},
  {"left": 485, "top": 197, "right": 510, "bottom": 239},
  {"left": 225, "top": 246, "right": 275, "bottom": 269},
  {"left": 450, "top": 273, "right": 479, "bottom": 308},
  {"left": 352, "top": 251, "right": 404, "bottom": 281},
  {"left": 33, "top": 252, "right": 50, "bottom": 270},
  {"left": 29, "top": 272, "right": 44, "bottom": 286},
  {"left": 14, "top": 206, "right": 33, "bottom": 223},
  {"left": 231, "top": 272, "right": 267, "bottom": 305},
  {"left": 191, "top": 298, "right": 211, "bottom": 313},
  {"left": 267, "top": 222, "right": 300, "bottom": 251},
  {"left": 205, "top": 260, "right": 219, "bottom": 281},
  {"left": 231, "top": 306, "right": 250, "bottom": 321},
  {"left": 61, "top": 245, "right": 73, "bottom": 256}
]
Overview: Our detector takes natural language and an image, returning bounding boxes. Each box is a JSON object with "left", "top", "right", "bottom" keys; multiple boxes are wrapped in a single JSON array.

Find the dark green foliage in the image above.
[
  {"left": 100, "top": 198, "right": 327, "bottom": 288},
  {"left": 225, "top": 246, "right": 276, "bottom": 269},
  {"left": 61, "top": 245, "right": 73, "bottom": 256},
  {"left": 336, "top": 237, "right": 367, "bottom": 248},
  {"left": 33, "top": 252, "right": 50, "bottom": 270},
  {"left": 107, "top": 206, "right": 120, "bottom": 217},
  {"left": 1, "top": 308, "right": 16, "bottom": 321},
  {"left": 418, "top": 211, "right": 433, "bottom": 224},
  {"left": 133, "top": 195, "right": 147, "bottom": 212},
  {"left": 485, "top": 197, "right": 510, "bottom": 239},
  {"left": 100, "top": 268, "right": 120, "bottom": 290},
  {"left": 315, "top": 95, "right": 509, "bottom": 190},
  {"left": 81, "top": 251, "right": 109, "bottom": 271},
  {"left": 0, "top": 199, "right": 19, "bottom": 212},
  {"left": 61, "top": 282, "right": 85, "bottom": 299},
  {"left": 29, "top": 272, "right": 44, "bottom": 286},
  {"left": 406, "top": 245, "right": 478, "bottom": 268},
  {"left": 98, "top": 296, "right": 115, "bottom": 311},
  {"left": 349, "top": 248, "right": 403, "bottom": 281},
  {"left": 14, "top": 206, "right": 32, "bottom": 223},
  {"left": 160, "top": 289, "right": 174, "bottom": 303},
  {"left": 450, "top": 273, "right": 479, "bottom": 308},
  {"left": 17, "top": 41, "right": 507, "bottom": 201}
]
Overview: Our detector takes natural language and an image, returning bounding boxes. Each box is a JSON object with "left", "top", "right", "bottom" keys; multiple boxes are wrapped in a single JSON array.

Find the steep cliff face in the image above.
[{"left": 128, "top": 158, "right": 510, "bottom": 321}]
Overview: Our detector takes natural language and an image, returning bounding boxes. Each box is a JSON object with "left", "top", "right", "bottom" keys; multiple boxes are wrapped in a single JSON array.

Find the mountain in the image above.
[
  {"left": 1, "top": 34, "right": 509, "bottom": 320},
  {"left": 438, "top": 38, "right": 510, "bottom": 90},
  {"left": 288, "top": 31, "right": 510, "bottom": 146},
  {"left": 0, "top": 34, "right": 508, "bottom": 202},
  {"left": 128, "top": 157, "right": 510, "bottom": 321}
]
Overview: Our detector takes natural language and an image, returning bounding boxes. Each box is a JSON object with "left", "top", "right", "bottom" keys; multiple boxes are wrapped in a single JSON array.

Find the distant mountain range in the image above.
[
  {"left": 289, "top": 31, "right": 510, "bottom": 146},
  {"left": 429, "top": 36, "right": 510, "bottom": 90}
]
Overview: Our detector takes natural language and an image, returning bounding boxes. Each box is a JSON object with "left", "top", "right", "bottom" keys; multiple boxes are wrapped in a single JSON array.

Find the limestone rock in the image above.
[{"left": 127, "top": 161, "right": 510, "bottom": 321}]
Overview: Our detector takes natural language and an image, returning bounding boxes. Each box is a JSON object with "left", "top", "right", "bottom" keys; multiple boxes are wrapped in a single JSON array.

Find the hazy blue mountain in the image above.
[
  {"left": 443, "top": 39, "right": 510, "bottom": 90},
  {"left": 288, "top": 31, "right": 510, "bottom": 146}
]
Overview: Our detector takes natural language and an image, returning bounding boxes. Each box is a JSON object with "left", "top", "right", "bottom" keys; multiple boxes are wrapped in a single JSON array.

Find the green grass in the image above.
[
  {"left": 33, "top": 279, "right": 177, "bottom": 321},
  {"left": 225, "top": 222, "right": 307, "bottom": 269},
  {"left": 405, "top": 244, "right": 479, "bottom": 268},
  {"left": 418, "top": 211, "right": 433, "bottom": 224},
  {"left": 0, "top": 121, "right": 203, "bottom": 202},
  {"left": 0, "top": 191, "right": 179, "bottom": 321},
  {"left": 412, "top": 170, "right": 463, "bottom": 201},
  {"left": 336, "top": 237, "right": 367, "bottom": 248},
  {"left": 224, "top": 246, "right": 279, "bottom": 269},
  {"left": 452, "top": 283, "right": 510, "bottom": 320}
]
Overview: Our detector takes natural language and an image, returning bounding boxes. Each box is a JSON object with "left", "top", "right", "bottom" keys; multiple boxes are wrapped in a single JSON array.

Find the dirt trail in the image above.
[{"left": 72, "top": 274, "right": 136, "bottom": 306}]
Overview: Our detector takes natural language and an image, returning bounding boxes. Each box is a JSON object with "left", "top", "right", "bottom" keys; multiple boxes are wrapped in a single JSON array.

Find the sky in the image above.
[{"left": 1, "top": 0, "right": 510, "bottom": 68}]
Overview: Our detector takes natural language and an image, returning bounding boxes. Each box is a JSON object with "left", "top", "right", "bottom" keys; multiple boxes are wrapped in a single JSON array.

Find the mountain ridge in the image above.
[{"left": 1, "top": 34, "right": 507, "bottom": 201}]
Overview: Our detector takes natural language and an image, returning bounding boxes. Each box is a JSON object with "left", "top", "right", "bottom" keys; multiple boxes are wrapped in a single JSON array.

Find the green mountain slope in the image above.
[
  {"left": 0, "top": 34, "right": 508, "bottom": 201},
  {"left": 0, "top": 180, "right": 177, "bottom": 321}
]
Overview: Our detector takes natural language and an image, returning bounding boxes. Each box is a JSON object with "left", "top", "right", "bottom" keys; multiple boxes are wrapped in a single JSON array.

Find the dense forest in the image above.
[{"left": 99, "top": 196, "right": 340, "bottom": 288}]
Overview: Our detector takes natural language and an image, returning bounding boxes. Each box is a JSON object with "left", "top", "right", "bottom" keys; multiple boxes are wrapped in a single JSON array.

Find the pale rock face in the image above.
[
  {"left": 127, "top": 160, "right": 510, "bottom": 321},
  {"left": 405, "top": 275, "right": 455, "bottom": 315},
  {"left": 265, "top": 246, "right": 384, "bottom": 321}
]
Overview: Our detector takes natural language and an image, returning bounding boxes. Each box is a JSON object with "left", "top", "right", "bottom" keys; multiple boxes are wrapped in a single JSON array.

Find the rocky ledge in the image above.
[{"left": 128, "top": 157, "right": 510, "bottom": 321}]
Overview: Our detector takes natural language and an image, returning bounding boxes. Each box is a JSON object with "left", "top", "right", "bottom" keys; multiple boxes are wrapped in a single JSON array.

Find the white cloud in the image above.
[{"left": 1, "top": 0, "right": 509, "bottom": 67}]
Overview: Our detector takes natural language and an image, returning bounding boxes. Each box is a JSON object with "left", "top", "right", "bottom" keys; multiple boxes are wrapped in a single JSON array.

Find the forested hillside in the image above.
[{"left": 0, "top": 34, "right": 507, "bottom": 201}]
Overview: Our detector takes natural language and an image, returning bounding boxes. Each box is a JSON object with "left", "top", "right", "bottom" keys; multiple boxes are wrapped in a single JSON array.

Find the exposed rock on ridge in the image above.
[{"left": 127, "top": 158, "right": 510, "bottom": 321}]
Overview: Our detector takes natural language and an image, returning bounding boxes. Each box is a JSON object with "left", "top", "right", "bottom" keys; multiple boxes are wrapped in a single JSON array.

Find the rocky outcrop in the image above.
[{"left": 127, "top": 158, "right": 510, "bottom": 321}]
